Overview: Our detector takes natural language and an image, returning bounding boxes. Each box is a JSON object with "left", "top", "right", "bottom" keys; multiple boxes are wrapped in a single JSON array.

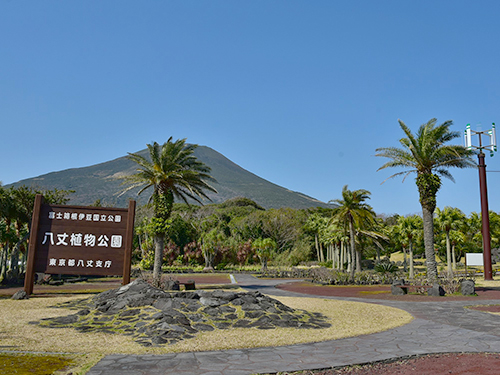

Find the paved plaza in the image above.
[{"left": 86, "top": 274, "right": 500, "bottom": 375}]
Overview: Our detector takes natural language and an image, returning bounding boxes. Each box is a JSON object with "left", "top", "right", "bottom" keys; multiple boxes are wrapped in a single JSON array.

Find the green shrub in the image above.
[
  {"left": 139, "top": 251, "right": 154, "bottom": 270},
  {"left": 374, "top": 262, "right": 398, "bottom": 273},
  {"left": 318, "top": 260, "right": 333, "bottom": 268}
]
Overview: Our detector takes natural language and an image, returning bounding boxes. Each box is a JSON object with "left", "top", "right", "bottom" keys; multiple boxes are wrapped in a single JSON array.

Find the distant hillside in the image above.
[{"left": 9, "top": 146, "right": 333, "bottom": 210}]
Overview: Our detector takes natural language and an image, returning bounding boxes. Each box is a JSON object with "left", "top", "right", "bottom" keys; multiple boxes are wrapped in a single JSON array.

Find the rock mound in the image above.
[{"left": 36, "top": 279, "right": 331, "bottom": 347}]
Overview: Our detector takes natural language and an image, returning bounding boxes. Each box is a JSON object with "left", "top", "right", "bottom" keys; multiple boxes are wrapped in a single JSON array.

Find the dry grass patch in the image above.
[
  {"left": 0, "top": 294, "right": 412, "bottom": 356},
  {"left": 474, "top": 277, "right": 500, "bottom": 288},
  {"left": 157, "top": 296, "right": 412, "bottom": 353}
]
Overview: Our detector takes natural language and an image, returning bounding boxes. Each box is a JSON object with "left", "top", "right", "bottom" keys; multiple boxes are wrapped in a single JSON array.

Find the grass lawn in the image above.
[
  {"left": 475, "top": 275, "right": 500, "bottom": 288},
  {"left": 0, "top": 293, "right": 412, "bottom": 374}
]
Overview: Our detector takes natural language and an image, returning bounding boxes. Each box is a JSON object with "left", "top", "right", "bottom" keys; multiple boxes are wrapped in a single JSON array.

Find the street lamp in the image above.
[{"left": 465, "top": 123, "right": 497, "bottom": 280}]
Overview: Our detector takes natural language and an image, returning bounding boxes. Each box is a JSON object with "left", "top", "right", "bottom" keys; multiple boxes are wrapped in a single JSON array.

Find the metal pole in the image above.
[{"left": 478, "top": 152, "right": 493, "bottom": 280}]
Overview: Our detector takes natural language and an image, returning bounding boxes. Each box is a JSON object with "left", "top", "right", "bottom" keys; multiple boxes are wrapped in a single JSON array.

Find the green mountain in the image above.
[{"left": 9, "top": 146, "right": 332, "bottom": 209}]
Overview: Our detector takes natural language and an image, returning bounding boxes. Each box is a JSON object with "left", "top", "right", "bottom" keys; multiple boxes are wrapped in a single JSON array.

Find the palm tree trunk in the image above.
[
  {"left": 340, "top": 242, "right": 345, "bottom": 270},
  {"left": 445, "top": 231, "right": 452, "bottom": 276},
  {"left": 452, "top": 244, "right": 457, "bottom": 270},
  {"left": 314, "top": 234, "right": 321, "bottom": 262},
  {"left": 402, "top": 246, "right": 407, "bottom": 272},
  {"left": 346, "top": 243, "right": 351, "bottom": 272},
  {"left": 422, "top": 206, "right": 438, "bottom": 281},
  {"left": 409, "top": 241, "right": 414, "bottom": 279},
  {"left": 152, "top": 233, "right": 165, "bottom": 287},
  {"left": 0, "top": 244, "right": 8, "bottom": 284},
  {"left": 349, "top": 218, "right": 356, "bottom": 281},
  {"left": 261, "top": 257, "right": 268, "bottom": 272},
  {"left": 8, "top": 242, "right": 19, "bottom": 278},
  {"left": 356, "top": 248, "right": 362, "bottom": 273}
]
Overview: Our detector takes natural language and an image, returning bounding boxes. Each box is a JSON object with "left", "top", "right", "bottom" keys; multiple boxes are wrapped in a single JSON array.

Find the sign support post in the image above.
[
  {"left": 24, "top": 194, "right": 44, "bottom": 295},
  {"left": 122, "top": 199, "right": 136, "bottom": 285}
]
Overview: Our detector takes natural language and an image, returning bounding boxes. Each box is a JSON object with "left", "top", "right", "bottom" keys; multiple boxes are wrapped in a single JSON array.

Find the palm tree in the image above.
[
  {"left": 121, "top": 138, "right": 217, "bottom": 285},
  {"left": 435, "top": 207, "right": 466, "bottom": 276},
  {"left": 330, "top": 185, "right": 376, "bottom": 280},
  {"left": 201, "top": 228, "right": 224, "bottom": 271},
  {"left": 304, "top": 214, "right": 328, "bottom": 262},
  {"left": 397, "top": 215, "right": 422, "bottom": 279},
  {"left": 376, "top": 119, "right": 475, "bottom": 281}
]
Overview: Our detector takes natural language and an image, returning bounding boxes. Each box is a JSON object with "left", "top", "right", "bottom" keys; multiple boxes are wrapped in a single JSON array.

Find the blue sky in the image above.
[{"left": 1, "top": 1, "right": 500, "bottom": 216}]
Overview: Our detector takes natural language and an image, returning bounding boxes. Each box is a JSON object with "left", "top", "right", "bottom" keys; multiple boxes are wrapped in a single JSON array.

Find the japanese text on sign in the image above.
[
  {"left": 48, "top": 258, "right": 112, "bottom": 268},
  {"left": 41, "top": 232, "right": 123, "bottom": 248},
  {"left": 48, "top": 211, "right": 122, "bottom": 223}
]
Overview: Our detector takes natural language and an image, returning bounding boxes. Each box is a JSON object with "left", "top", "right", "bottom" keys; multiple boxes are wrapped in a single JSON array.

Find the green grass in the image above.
[{"left": 0, "top": 353, "right": 76, "bottom": 375}]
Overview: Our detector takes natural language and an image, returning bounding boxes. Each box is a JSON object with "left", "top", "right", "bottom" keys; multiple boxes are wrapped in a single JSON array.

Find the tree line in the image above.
[
  {"left": 0, "top": 185, "right": 73, "bottom": 284},
  {"left": 2, "top": 183, "right": 496, "bottom": 285}
]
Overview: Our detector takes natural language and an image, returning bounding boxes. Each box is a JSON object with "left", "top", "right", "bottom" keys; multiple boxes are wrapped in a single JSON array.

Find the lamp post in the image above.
[{"left": 465, "top": 123, "right": 497, "bottom": 280}]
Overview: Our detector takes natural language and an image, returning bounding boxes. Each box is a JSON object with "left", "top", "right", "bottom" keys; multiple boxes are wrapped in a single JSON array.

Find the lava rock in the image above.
[{"left": 34, "top": 278, "right": 331, "bottom": 347}]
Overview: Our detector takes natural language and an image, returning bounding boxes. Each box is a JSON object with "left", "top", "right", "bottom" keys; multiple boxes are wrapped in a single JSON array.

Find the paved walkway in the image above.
[{"left": 86, "top": 274, "right": 500, "bottom": 375}]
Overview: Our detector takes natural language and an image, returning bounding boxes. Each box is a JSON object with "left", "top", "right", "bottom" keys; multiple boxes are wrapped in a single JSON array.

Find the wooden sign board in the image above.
[{"left": 24, "top": 195, "right": 136, "bottom": 294}]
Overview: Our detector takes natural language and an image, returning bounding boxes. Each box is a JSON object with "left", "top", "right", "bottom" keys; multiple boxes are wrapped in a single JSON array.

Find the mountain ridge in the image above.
[{"left": 8, "top": 145, "right": 332, "bottom": 210}]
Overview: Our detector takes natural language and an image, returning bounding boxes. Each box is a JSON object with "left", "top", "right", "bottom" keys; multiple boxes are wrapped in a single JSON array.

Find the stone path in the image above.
[{"left": 86, "top": 274, "right": 500, "bottom": 375}]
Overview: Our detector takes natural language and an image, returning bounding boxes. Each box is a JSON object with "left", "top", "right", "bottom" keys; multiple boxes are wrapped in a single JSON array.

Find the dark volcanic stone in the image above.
[
  {"left": 241, "top": 303, "right": 261, "bottom": 311},
  {"left": 233, "top": 319, "right": 252, "bottom": 328},
  {"left": 172, "top": 316, "right": 191, "bottom": 326},
  {"left": 164, "top": 280, "right": 180, "bottom": 291},
  {"left": 185, "top": 302, "right": 201, "bottom": 312},
  {"left": 153, "top": 299, "right": 174, "bottom": 310},
  {"left": 35, "top": 278, "right": 332, "bottom": 347},
  {"left": 193, "top": 323, "right": 214, "bottom": 331},
  {"left": 219, "top": 305, "right": 236, "bottom": 313},
  {"left": 202, "top": 307, "right": 220, "bottom": 316},
  {"left": 245, "top": 310, "right": 265, "bottom": 319},
  {"left": 240, "top": 295, "right": 258, "bottom": 304},
  {"left": 11, "top": 290, "right": 28, "bottom": 300},
  {"left": 127, "top": 297, "right": 155, "bottom": 307},
  {"left": 208, "top": 290, "right": 238, "bottom": 301},
  {"left": 461, "top": 279, "right": 475, "bottom": 295},
  {"left": 187, "top": 313, "right": 204, "bottom": 322},
  {"left": 151, "top": 336, "right": 168, "bottom": 344},
  {"left": 51, "top": 314, "right": 79, "bottom": 324},
  {"left": 254, "top": 315, "right": 272, "bottom": 325},
  {"left": 119, "top": 309, "right": 141, "bottom": 317},
  {"left": 152, "top": 312, "right": 164, "bottom": 320},
  {"left": 200, "top": 297, "right": 221, "bottom": 307},
  {"left": 428, "top": 283, "right": 445, "bottom": 297}
]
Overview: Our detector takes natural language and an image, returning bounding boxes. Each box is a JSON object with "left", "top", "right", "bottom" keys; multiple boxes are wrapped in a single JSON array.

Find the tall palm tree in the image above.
[
  {"left": 330, "top": 185, "right": 376, "bottom": 280},
  {"left": 121, "top": 138, "right": 217, "bottom": 285},
  {"left": 397, "top": 215, "right": 422, "bottom": 279},
  {"left": 435, "top": 207, "right": 466, "bottom": 276},
  {"left": 462, "top": 212, "right": 483, "bottom": 255},
  {"left": 376, "top": 119, "right": 475, "bottom": 281},
  {"left": 304, "top": 213, "right": 328, "bottom": 262}
]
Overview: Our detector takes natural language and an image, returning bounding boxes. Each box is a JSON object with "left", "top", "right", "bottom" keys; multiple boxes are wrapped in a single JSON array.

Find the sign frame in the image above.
[{"left": 24, "top": 195, "right": 136, "bottom": 294}]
